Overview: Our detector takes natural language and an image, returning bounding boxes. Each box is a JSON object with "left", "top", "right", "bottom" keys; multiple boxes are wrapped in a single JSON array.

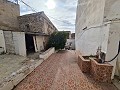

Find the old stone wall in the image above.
[
  {"left": 0, "top": 0, "right": 20, "bottom": 31},
  {"left": 18, "top": 12, "right": 57, "bottom": 35},
  {"left": 18, "top": 12, "right": 44, "bottom": 33},
  {"left": 41, "top": 12, "right": 57, "bottom": 34}
]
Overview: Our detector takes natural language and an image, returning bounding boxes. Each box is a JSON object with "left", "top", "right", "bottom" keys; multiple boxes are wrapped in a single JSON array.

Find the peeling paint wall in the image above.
[
  {"left": 33, "top": 36, "right": 44, "bottom": 52},
  {"left": 33, "top": 36, "right": 49, "bottom": 52}
]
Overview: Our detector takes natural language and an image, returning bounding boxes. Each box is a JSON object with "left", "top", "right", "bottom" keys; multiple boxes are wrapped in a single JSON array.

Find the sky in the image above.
[{"left": 10, "top": 0, "right": 78, "bottom": 33}]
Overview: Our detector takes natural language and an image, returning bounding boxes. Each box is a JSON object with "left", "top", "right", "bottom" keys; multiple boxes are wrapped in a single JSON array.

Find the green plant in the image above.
[{"left": 47, "top": 31, "right": 67, "bottom": 50}]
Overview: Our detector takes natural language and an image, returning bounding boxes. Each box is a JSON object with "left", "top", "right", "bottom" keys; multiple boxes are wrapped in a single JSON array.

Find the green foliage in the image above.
[{"left": 47, "top": 31, "right": 67, "bottom": 50}]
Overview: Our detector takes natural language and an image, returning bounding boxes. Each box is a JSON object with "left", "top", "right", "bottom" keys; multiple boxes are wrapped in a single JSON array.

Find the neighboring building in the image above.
[
  {"left": 66, "top": 39, "right": 75, "bottom": 50},
  {"left": 71, "top": 33, "right": 75, "bottom": 39},
  {"left": 0, "top": 0, "right": 57, "bottom": 56},
  {"left": 65, "top": 31, "right": 75, "bottom": 50},
  {"left": 18, "top": 12, "right": 57, "bottom": 34},
  {"left": 76, "top": 0, "right": 120, "bottom": 79},
  {"left": 63, "top": 31, "right": 71, "bottom": 39},
  {"left": 18, "top": 12, "right": 57, "bottom": 54}
]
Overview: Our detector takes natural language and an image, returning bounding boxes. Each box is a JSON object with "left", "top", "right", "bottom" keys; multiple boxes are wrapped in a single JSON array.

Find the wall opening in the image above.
[{"left": 25, "top": 34, "right": 35, "bottom": 54}]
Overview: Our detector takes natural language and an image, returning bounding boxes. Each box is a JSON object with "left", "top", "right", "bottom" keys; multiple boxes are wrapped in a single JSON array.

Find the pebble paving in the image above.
[{"left": 14, "top": 50, "right": 118, "bottom": 90}]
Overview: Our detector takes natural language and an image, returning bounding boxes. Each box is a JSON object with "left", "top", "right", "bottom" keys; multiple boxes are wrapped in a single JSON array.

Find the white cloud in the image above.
[{"left": 19, "top": 0, "right": 77, "bottom": 33}]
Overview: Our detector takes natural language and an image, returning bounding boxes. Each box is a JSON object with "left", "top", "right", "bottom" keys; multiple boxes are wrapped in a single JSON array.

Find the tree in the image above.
[{"left": 47, "top": 31, "right": 67, "bottom": 50}]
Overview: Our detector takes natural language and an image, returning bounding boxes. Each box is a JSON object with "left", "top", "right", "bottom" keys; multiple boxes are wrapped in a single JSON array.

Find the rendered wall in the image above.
[
  {"left": 0, "top": 30, "right": 6, "bottom": 53},
  {"left": 0, "top": 0, "right": 20, "bottom": 30},
  {"left": 75, "top": 0, "right": 107, "bottom": 56},
  {"left": 76, "top": 0, "right": 120, "bottom": 79},
  {"left": 104, "top": 0, "right": 120, "bottom": 79},
  {"left": 13, "top": 32, "right": 26, "bottom": 56},
  {"left": 104, "top": 0, "right": 120, "bottom": 22}
]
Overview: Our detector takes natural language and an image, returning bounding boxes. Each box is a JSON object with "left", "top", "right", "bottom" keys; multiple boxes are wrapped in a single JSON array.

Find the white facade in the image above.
[
  {"left": 76, "top": 0, "right": 120, "bottom": 78},
  {"left": 13, "top": 32, "right": 26, "bottom": 57},
  {"left": 66, "top": 39, "right": 75, "bottom": 50}
]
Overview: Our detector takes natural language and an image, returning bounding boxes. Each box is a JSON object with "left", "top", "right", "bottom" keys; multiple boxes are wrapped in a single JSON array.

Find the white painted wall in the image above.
[
  {"left": 13, "top": 32, "right": 26, "bottom": 57},
  {"left": 106, "top": 23, "right": 120, "bottom": 79},
  {"left": 75, "top": 0, "right": 106, "bottom": 56},
  {"left": 115, "top": 54, "right": 120, "bottom": 77},
  {"left": 0, "top": 30, "right": 6, "bottom": 53},
  {"left": 76, "top": 0, "right": 120, "bottom": 79},
  {"left": 39, "top": 47, "right": 55, "bottom": 60},
  {"left": 104, "top": 0, "right": 120, "bottom": 22},
  {"left": 104, "top": 0, "right": 120, "bottom": 79},
  {"left": 76, "top": 25, "right": 110, "bottom": 56}
]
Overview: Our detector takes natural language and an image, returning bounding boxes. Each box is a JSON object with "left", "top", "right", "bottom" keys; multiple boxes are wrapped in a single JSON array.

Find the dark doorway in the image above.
[{"left": 25, "top": 34, "right": 35, "bottom": 54}]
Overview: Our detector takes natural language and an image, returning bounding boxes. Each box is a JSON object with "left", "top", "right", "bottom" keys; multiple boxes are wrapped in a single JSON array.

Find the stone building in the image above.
[
  {"left": 75, "top": 0, "right": 120, "bottom": 79},
  {"left": 0, "top": 0, "right": 57, "bottom": 56},
  {"left": 18, "top": 12, "right": 57, "bottom": 54},
  {"left": 0, "top": 0, "right": 26, "bottom": 56}
]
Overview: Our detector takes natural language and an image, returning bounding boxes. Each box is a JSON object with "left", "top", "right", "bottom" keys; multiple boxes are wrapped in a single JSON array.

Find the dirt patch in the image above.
[{"left": 0, "top": 54, "right": 27, "bottom": 81}]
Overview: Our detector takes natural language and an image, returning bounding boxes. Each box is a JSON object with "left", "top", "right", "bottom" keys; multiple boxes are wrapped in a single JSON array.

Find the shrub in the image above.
[{"left": 47, "top": 31, "right": 67, "bottom": 50}]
